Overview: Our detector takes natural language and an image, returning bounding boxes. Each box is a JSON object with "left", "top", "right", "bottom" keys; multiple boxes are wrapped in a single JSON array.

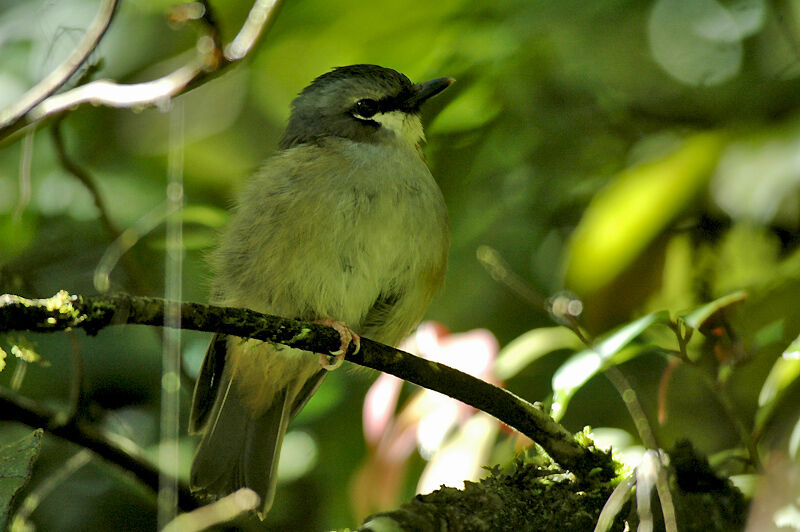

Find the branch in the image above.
[
  {"left": 0, "top": 0, "right": 119, "bottom": 136},
  {"left": 0, "top": 291, "right": 615, "bottom": 481},
  {"left": 0, "top": 0, "right": 286, "bottom": 141},
  {"left": 0, "top": 384, "right": 198, "bottom": 511},
  {"left": 51, "top": 117, "right": 119, "bottom": 238}
]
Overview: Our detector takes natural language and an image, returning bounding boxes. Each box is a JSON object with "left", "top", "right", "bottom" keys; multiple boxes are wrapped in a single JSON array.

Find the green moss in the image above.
[
  {"left": 289, "top": 327, "right": 312, "bottom": 344},
  {"left": 363, "top": 457, "right": 625, "bottom": 531}
]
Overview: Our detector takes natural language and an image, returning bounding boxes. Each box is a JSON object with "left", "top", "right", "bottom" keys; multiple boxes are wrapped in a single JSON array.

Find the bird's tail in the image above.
[
  {"left": 189, "top": 334, "right": 327, "bottom": 517},
  {"left": 190, "top": 369, "right": 291, "bottom": 516}
]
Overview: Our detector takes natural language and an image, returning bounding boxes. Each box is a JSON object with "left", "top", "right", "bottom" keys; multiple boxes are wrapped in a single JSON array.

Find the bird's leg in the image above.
[{"left": 315, "top": 318, "right": 361, "bottom": 370}]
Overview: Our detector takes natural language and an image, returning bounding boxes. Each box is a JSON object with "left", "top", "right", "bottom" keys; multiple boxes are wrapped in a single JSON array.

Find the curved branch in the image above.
[
  {"left": 225, "top": 0, "right": 286, "bottom": 60},
  {"left": 0, "top": 0, "right": 286, "bottom": 141},
  {"left": 51, "top": 117, "right": 119, "bottom": 238},
  {"left": 0, "top": 0, "right": 119, "bottom": 134},
  {"left": 30, "top": 64, "right": 202, "bottom": 118},
  {"left": 0, "top": 385, "right": 198, "bottom": 511},
  {"left": 0, "top": 291, "right": 615, "bottom": 481}
]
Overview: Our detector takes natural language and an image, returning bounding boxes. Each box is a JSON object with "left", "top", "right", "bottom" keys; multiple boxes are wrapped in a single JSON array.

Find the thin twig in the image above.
[
  {"left": 50, "top": 117, "right": 119, "bottom": 237},
  {"left": 605, "top": 366, "right": 660, "bottom": 450},
  {"left": 0, "top": 291, "right": 616, "bottom": 481},
  {"left": 654, "top": 451, "right": 678, "bottom": 532},
  {"left": 476, "top": 245, "right": 546, "bottom": 308},
  {"left": 0, "top": 0, "right": 119, "bottom": 135},
  {"left": 51, "top": 116, "right": 149, "bottom": 294},
  {"left": 11, "top": 449, "right": 93, "bottom": 528}
]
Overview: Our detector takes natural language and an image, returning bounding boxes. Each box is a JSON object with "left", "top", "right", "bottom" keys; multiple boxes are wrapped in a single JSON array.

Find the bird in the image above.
[{"left": 188, "top": 64, "right": 452, "bottom": 517}]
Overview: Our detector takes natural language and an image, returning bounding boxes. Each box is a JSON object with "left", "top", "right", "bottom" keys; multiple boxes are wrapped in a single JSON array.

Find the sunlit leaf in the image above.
[
  {"left": 791, "top": 416, "right": 800, "bottom": 460},
  {"left": 785, "top": 335, "right": 800, "bottom": 359},
  {"left": 755, "top": 335, "right": 800, "bottom": 433},
  {"left": 680, "top": 290, "right": 747, "bottom": 331},
  {"left": 551, "top": 311, "right": 670, "bottom": 420},
  {"left": 0, "top": 429, "right": 43, "bottom": 530},
  {"left": 564, "top": 133, "right": 726, "bottom": 296},
  {"left": 494, "top": 326, "right": 583, "bottom": 380}
]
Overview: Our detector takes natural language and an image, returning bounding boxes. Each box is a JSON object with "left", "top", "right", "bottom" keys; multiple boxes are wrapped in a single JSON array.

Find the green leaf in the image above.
[
  {"left": 551, "top": 311, "right": 669, "bottom": 420},
  {"left": 680, "top": 290, "right": 748, "bottom": 331},
  {"left": 755, "top": 335, "right": 800, "bottom": 434},
  {"left": 494, "top": 327, "right": 583, "bottom": 380},
  {"left": 564, "top": 133, "right": 726, "bottom": 296},
  {"left": 0, "top": 429, "right": 43, "bottom": 529}
]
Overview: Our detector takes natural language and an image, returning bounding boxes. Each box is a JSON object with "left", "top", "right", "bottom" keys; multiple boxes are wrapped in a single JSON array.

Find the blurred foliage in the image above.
[{"left": 1, "top": 0, "right": 800, "bottom": 530}]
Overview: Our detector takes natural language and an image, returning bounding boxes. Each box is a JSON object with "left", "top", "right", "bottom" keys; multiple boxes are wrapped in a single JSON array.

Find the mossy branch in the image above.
[{"left": 0, "top": 291, "right": 615, "bottom": 483}]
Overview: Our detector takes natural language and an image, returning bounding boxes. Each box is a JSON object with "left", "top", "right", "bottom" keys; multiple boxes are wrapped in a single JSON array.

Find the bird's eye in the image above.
[{"left": 354, "top": 98, "right": 379, "bottom": 119}]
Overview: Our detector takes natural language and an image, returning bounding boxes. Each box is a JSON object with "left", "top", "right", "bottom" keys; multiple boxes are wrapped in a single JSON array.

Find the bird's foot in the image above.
[{"left": 315, "top": 318, "right": 360, "bottom": 370}]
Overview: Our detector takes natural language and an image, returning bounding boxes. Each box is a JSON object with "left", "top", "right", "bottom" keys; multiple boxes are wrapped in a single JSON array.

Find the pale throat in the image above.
[{"left": 372, "top": 110, "right": 425, "bottom": 148}]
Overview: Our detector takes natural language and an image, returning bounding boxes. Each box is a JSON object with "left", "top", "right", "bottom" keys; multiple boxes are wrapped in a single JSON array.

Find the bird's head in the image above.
[{"left": 280, "top": 64, "right": 453, "bottom": 150}]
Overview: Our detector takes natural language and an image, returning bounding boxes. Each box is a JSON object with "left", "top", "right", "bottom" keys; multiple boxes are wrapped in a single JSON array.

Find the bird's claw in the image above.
[{"left": 316, "top": 319, "right": 360, "bottom": 371}]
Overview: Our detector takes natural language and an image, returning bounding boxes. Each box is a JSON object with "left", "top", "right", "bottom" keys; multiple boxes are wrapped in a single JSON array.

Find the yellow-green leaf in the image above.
[
  {"left": 494, "top": 327, "right": 583, "bottom": 380},
  {"left": 564, "top": 133, "right": 726, "bottom": 296},
  {"left": 551, "top": 311, "right": 670, "bottom": 420},
  {"left": 680, "top": 290, "right": 748, "bottom": 332}
]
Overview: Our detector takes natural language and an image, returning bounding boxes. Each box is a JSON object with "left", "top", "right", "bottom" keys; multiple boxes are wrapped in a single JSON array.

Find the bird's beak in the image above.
[{"left": 406, "top": 77, "right": 455, "bottom": 109}]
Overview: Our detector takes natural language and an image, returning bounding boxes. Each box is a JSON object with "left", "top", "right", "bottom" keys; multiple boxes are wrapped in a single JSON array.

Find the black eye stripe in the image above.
[
  {"left": 350, "top": 87, "right": 420, "bottom": 126},
  {"left": 352, "top": 87, "right": 418, "bottom": 116}
]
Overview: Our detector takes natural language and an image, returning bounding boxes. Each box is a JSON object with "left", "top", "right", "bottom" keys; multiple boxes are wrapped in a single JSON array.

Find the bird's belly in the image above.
[{"left": 288, "top": 188, "right": 442, "bottom": 329}]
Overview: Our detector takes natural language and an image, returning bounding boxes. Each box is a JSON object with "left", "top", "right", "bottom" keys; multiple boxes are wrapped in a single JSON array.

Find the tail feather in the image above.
[
  {"left": 241, "top": 389, "right": 291, "bottom": 515},
  {"left": 190, "top": 336, "right": 328, "bottom": 516},
  {"left": 190, "top": 369, "right": 247, "bottom": 496},
  {"left": 191, "top": 372, "right": 292, "bottom": 515}
]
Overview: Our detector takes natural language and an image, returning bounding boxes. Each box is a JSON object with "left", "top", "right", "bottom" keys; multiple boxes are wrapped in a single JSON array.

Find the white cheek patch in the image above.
[{"left": 371, "top": 110, "right": 425, "bottom": 146}]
